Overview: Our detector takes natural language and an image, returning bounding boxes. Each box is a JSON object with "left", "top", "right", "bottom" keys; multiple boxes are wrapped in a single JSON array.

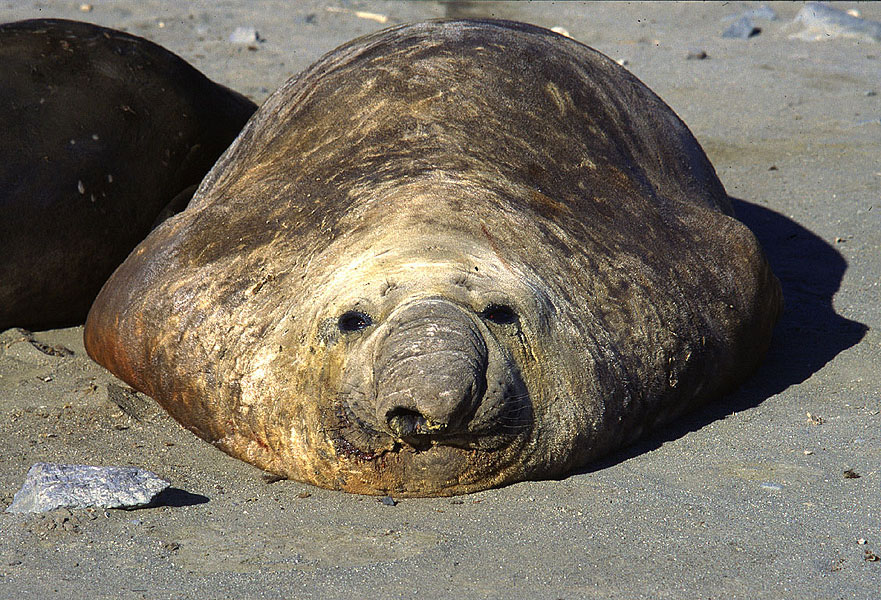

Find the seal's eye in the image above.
[
  {"left": 480, "top": 304, "right": 518, "bottom": 325},
  {"left": 338, "top": 310, "right": 372, "bottom": 333}
]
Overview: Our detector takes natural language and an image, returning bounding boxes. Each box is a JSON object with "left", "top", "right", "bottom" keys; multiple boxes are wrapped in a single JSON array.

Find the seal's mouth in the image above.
[
  {"left": 329, "top": 390, "right": 533, "bottom": 460},
  {"left": 385, "top": 407, "right": 494, "bottom": 452}
]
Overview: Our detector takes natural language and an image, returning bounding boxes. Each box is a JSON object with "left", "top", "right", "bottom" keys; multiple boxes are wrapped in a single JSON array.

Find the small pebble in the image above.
[
  {"left": 324, "top": 7, "right": 388, "bottom": 24},
  {"left": 550, "top": 26, "right": 571, "bottom": 38},
  {"left": 79, "top": 3, "right": 92, "bottom": 12},
  {"left": 229, "top": 26, "right": 263, "bottom": 44},
  {"left": 843, "top": 469, "right": 861, "bottom": 479},
  {"left": 760, "top": 482, "right": 783, "bottom": 491},
  {"left": 723, "top": 16, "right": 761, "bottom": 39},
  {"left": 353, "top": 10, "right": 388, "bottom": 24},
  {"left": 686, "top": 49, "right": 708, "bottom": 60},
  {"left": 858, "top": 538, "right": 868, "bottom": 545},
  {"left": 803, "top": 450, "right": 813, "bottom": 455},
  {"left": 379, "top": 495, "right": 397, "bottom": 506}
]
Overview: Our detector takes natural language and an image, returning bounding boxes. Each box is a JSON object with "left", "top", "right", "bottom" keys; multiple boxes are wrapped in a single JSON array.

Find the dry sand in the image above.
[{"left": 1, "top": 2, "right": 879, "bottom": 598}]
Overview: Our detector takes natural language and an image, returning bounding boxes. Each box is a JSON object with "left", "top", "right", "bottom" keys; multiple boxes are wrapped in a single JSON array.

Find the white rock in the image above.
[
  {"left": 789, "top": 2, "right": 881, "bottom": 42},
  {"left": 229, "top": 26, "right": 261, "bottom": 44},
  {"left": 5, "top": 463, "right": 170, "bottom": 513}
]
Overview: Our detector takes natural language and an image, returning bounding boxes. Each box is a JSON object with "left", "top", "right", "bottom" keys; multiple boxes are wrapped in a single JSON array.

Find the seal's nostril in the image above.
[
  {"left": 480, "top": 303, "right": 518, "bottom": 325},
  {"left": 386, "top": 407, "right": 433, "bottom": 438}
]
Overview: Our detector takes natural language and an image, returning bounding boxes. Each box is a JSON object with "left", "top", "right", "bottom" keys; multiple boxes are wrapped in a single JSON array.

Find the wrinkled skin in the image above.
[
  {"left": 85, "top": 19, "right": 782, "bottom": 496},
  {"left": 0, "top": 19, "right": 257, "bottom": 330}
]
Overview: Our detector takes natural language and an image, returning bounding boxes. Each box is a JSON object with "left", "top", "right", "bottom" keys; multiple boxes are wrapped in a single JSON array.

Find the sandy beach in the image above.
[{"left": 1, "top": 2, "right": 879, "bottom": 598}]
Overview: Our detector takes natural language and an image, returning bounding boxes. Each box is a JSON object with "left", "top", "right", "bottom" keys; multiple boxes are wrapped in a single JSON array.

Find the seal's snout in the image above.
[{"left": 374, "top": 299, "right": 488, "bottom": 443}]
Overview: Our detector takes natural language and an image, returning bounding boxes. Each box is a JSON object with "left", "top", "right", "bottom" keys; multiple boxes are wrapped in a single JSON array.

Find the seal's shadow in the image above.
[{"left": 581, "top": 197, "right": 868, "bottom": 471}]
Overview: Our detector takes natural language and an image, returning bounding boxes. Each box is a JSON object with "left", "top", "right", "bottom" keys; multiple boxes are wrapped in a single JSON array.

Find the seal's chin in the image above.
[{"left": 319, "top": 394, "right": 536, "bottom": 496}]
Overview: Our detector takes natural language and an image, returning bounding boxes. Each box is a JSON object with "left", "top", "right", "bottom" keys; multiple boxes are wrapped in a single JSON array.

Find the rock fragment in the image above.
[
  {"left": 723, "top": 16, "right": 761, "bottom": 39},
  {"left": 5, "top": 462, "right": 170, "bottom": 513},
  {"left": 789, "top": 2, "right": 881, "bottom": 42},
  {"left": 722, "top": 4, "right": 776, "bottom": 39},
  {"left": 229, "top": 26, "right": 263, "bottom": 44}
]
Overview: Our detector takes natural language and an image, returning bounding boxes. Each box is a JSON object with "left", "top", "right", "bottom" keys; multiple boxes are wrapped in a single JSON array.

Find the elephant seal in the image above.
[
  {"left": 85, "top": 19, "right": 782, "bottom": 496},
  {"left": 0, "top": 19, "right": 257, "bottom": 331}
]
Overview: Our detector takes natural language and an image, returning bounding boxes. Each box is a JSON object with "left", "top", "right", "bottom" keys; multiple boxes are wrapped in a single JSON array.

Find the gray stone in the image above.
[
  {"left": 722, "top": 16, "right": 761, "bottom": 39},
  {"left": 5, "top": 462, "right": 170, "bottom": 513},
  {"left": 790, "top": 2, "right": 881, "bottom": 42}
]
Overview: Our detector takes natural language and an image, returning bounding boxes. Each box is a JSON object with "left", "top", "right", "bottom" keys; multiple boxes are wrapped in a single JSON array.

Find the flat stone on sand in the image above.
[{"left": 5, "top": 462, "right": 170, "bottom": 513}]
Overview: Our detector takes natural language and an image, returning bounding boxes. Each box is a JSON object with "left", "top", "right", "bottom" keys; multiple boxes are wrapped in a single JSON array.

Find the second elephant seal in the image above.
[{"left": 0, "top": 19, "right": 257, "bottom": 330}]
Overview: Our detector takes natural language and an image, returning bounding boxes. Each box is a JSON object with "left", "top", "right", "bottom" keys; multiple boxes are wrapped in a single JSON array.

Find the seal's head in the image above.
[
  {"left": 300, "top": 212, "right": 550, "bottom": 495},
  {"left": 334, "top": 293, "right": 529, "bottom": 456},
  {"left": 317, "top": 260, "right": 538, "bottom": 492},
  {"left": 212, "top": 182, "right": 589, "bottom": 496}
]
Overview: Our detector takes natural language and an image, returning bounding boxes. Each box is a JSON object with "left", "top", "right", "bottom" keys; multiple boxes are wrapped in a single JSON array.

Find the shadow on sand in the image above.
[
  {"left": 152, "top": 487, "right": 210, "bottom": 508},
  {"left": 581, "top": 197, "right": 869, "bottom": 472}
]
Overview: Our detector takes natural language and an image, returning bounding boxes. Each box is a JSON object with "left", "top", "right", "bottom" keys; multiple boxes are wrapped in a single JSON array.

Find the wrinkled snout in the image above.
[{"left": 373, "top": 299, "right": 488, "bottom": 441}]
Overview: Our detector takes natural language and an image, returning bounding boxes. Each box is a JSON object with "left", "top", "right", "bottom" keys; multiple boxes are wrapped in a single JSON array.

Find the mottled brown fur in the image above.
[{"left": 85, "top": 20, "right": 782, "bottom": 496}]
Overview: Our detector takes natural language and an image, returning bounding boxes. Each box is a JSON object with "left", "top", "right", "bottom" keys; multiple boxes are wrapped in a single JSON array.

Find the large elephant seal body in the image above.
[
  {"left": 0, "top": 19, "right": 257, "bottom": 330},
  {"left": 85, "top": 19, "right": 782, "bottom": 496}
]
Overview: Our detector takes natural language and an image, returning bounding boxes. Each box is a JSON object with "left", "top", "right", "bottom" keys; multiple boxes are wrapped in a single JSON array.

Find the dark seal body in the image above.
[
  {"left": 0, "top": 19, "right": 257, "bottom": 330},
  {"left": 85, "top": 19, "right": 782, "bottom": 496}
]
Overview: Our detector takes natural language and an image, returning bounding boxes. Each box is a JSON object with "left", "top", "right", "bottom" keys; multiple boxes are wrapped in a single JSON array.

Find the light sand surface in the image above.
[{"left": 1, "top": 2, "right": 879, "bottom": 598}]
